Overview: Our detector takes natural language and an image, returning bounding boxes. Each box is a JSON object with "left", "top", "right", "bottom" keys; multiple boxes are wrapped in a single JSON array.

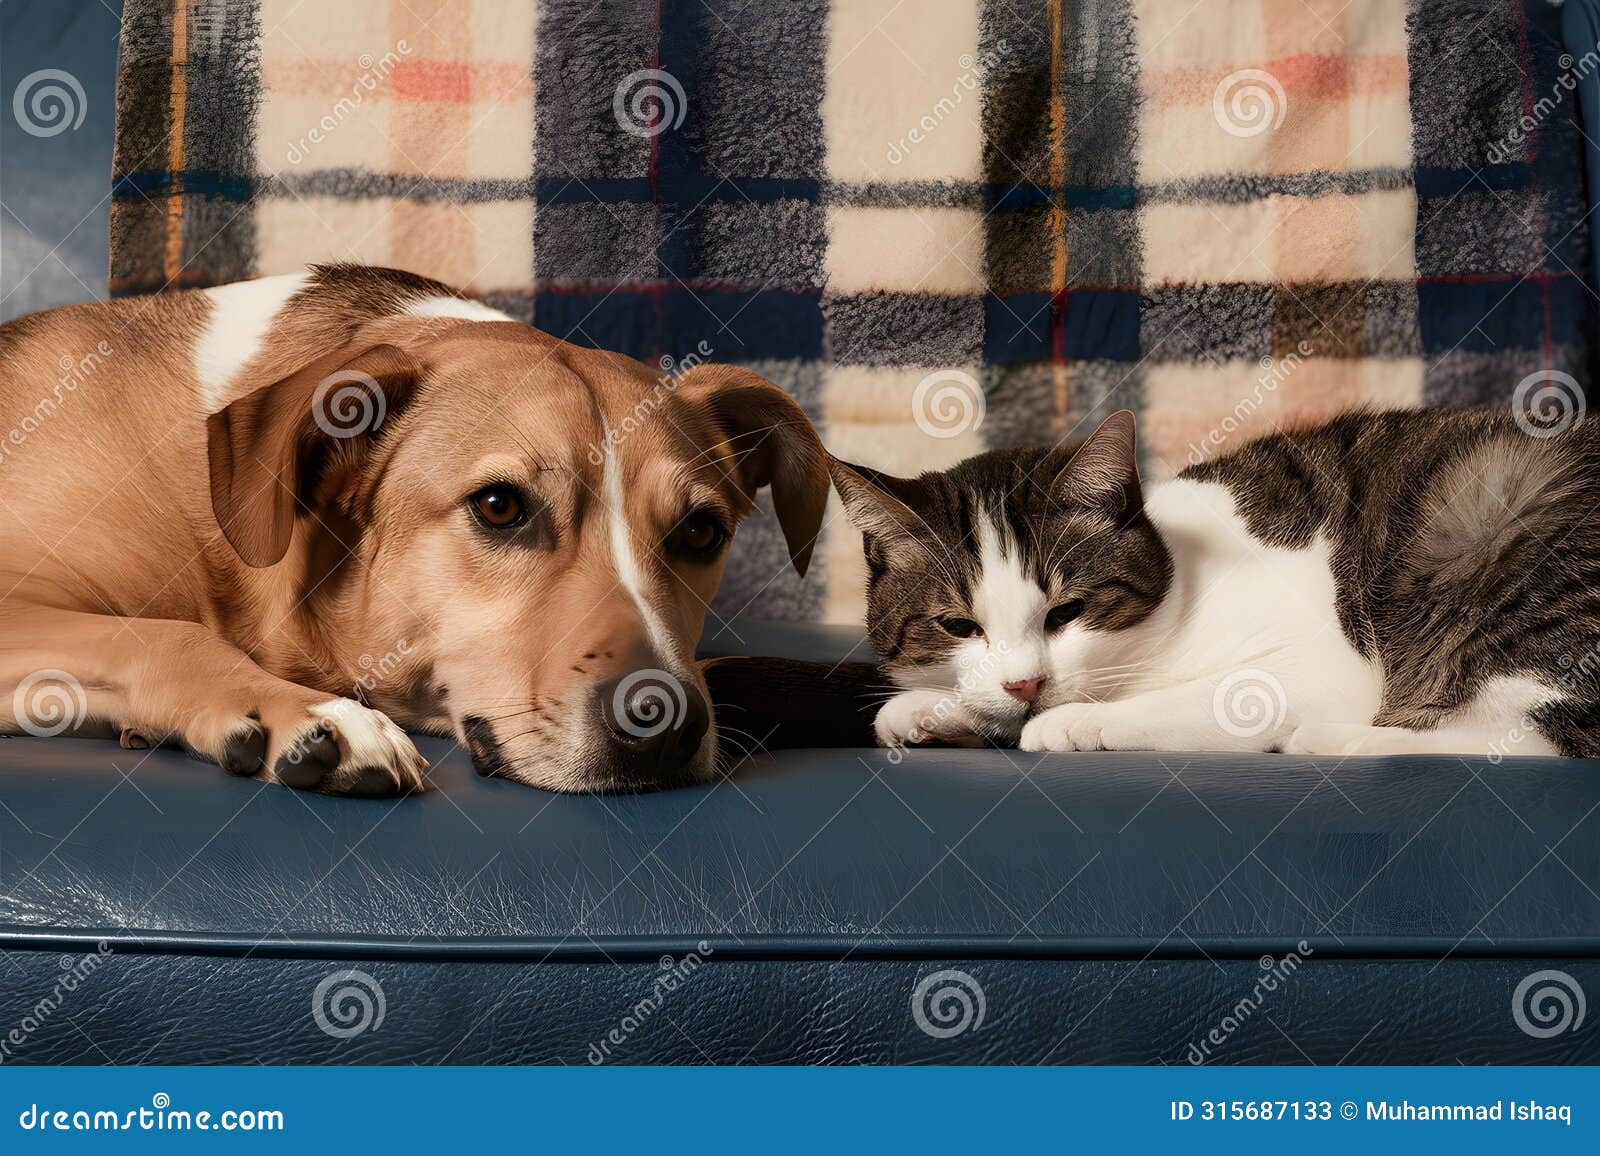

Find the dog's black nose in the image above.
[{"left": 596, "top": 669, "right": 710, "bottom": 780}]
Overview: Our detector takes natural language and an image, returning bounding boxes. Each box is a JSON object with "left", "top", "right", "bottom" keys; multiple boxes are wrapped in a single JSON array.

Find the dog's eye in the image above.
[
  {"left": 672, "top": 510, "right": 728, "bottom": 558},
  {"left": 469, "top": 485, "right": 527, "bottom": 530},
  {"left": 1045, "top": 599, "right": 1085, "bottom": 631},
  {"left": 937, "top": 616, "right": 982, "bottom": 639}
]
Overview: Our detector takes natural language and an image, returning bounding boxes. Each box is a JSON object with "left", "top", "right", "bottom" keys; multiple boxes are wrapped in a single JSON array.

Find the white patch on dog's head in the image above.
[
  {"left": 601, "top": 419, "right": 680, "bottom": 674},
  {"left": 195, "top": 272, "right": 311, "bottom": 411},
  {"left": 402, "top": 296, "right": 513, "bottom": 322}
]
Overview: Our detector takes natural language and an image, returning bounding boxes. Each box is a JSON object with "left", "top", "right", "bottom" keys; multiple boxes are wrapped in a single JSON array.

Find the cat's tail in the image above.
[{"left": 701, "top": 656, "right": 887, "bottom": 751}]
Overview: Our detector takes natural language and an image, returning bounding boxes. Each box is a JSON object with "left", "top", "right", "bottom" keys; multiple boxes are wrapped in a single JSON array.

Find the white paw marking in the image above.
[{"left": 308, "top": 698, "right": 427, "bottom": 785}]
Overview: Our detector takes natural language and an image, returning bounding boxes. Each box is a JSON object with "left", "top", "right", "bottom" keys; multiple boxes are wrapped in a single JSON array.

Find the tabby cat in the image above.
[{"left": 827, "top": 408, "right": 1600, "bottom": 759}]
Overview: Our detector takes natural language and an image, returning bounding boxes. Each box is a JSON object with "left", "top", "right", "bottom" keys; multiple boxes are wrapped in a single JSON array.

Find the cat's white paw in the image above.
[
  {"left": 874, "top": 690, "right": 978, "bottom": 748},
  {"left": 1020, "top": 704, "right": 1121, "bottom": 751},
  {"left": 1284, "top": 723, "right": 1420, "bottom": 757},
  {"left": 1020, "top": 703, "right": 1210, "bottom": 752}
]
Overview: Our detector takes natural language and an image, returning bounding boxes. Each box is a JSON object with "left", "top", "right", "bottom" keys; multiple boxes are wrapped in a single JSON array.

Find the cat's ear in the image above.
[
  {"left": 826, "top": 456, "right": 924, "bottom": 542},
  {"left": 1053, "top": 409, "right": 1141, "bottom": 519}
]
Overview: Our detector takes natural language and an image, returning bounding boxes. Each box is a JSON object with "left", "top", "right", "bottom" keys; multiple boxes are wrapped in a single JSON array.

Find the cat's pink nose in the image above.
[{"left": 1003, "top": 677, "right": 1044, "bottom": 703}]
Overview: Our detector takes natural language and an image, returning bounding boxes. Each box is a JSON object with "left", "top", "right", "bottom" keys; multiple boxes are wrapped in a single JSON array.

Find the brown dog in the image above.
[{"left": 0, "top": 265, "right": 827, "bottom": 794}]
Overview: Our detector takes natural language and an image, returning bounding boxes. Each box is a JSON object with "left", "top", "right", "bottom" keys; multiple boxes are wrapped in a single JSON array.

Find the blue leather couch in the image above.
[
  {"left": 1, "top": 1, "right": 1597, "bottom": 1065},
  {"left": 1, "top": 622, "right": 1597, "bottom": 1064}
]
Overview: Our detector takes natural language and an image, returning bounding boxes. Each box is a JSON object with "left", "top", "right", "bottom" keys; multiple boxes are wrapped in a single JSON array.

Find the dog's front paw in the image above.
[
  {"left": 874, "top": 690, "right": 980, "bottom": 749},
  {"left": 184, "top": 696, "right": 427, "bottom": 795},
  {"left": 270, "top": 699, "right": 429, "bottom": 796}
]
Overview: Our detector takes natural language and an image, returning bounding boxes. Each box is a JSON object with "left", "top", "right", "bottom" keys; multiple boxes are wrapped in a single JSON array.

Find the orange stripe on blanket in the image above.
[
  {"left": 263, "top": 59, "right": 531, "bottom": 104},
  {"left": 164, "top": 0, "right": 188, "bottom": 285},
  {"left": 1144, "top": 52, "right": 1407, "bottom": 108}
]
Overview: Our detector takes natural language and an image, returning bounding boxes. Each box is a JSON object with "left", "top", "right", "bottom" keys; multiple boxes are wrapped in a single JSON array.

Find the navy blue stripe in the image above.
[
  {"left": 113, "top": 170, "right": 254, "bottom": 200},
  {"left": 116, "top": 168, "right": 1541, "bottom": 213}
]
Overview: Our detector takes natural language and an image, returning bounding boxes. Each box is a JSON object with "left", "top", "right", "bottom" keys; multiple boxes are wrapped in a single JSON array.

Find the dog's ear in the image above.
[
  {"left": 676, "top": 364, "right": 828, "bottom": 576},
  {"left": 826, "top": 456, "right": 925, "bottom": 544},
  {"left": 207, "top": 343, "right": 423, "bottom": 568}
]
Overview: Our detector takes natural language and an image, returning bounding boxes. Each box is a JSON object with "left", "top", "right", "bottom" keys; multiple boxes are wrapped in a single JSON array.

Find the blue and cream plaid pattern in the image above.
[{"left": 111, "top": 0, "right": 1596, "bottom": 624}]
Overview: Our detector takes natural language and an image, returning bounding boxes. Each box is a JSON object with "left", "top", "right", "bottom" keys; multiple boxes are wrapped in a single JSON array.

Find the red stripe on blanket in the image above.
[
  {"left": 1145, "top": 52, "right": 1406, "bottom": 108},
  {"left": 391, "top": 60, "right": 472, "bottom": 103},
  {"left": 263, "top": 59, "right": 533, "bottom": 104}
]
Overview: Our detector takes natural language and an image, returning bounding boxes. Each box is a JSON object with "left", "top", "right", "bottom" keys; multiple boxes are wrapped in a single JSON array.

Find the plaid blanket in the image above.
[{"left": 111, "top": 0, "right": 1595, "bottom": 626}]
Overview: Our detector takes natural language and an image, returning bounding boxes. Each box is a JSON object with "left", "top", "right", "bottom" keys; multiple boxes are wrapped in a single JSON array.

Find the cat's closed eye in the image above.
[
  {"left": 937, "top": 615, "right": 983, "bottom": 638},
  {"left": 1045, "top": 600, "right": 1085, "bottom": 631}
]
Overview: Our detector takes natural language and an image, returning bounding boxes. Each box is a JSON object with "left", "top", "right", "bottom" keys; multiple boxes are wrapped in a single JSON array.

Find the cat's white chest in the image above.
[{"left": 1140, "top": 479, "right": 1383, "bottom": 730}]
